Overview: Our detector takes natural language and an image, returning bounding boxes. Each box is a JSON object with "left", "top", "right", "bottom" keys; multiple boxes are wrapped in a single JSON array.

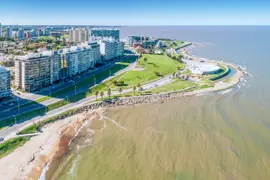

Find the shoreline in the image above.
[
  {"left": 0, "top": 109, "right": 104, "bottom": 180},
  {"left": 0, "top": 43, "right": 246, "bottom": 180}
]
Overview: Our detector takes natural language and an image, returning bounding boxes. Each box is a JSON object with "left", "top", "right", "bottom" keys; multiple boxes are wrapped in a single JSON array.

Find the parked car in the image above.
[{"left": 0, "top": 137, "right": 4, "bottom": 142}]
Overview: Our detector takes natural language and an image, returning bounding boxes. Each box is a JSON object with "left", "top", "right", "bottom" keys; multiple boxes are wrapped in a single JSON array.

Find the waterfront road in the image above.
[
  {"left": 0, "top": 55, "right": 137, "bottom": 120},
  {"left": 0, "top": 74, "right": 175, "bottom": 142}
]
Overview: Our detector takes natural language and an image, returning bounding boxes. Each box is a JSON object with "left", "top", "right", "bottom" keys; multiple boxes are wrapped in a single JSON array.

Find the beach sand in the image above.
[{"left": 0, "top": 109, "right": 104, "bottom": 180}]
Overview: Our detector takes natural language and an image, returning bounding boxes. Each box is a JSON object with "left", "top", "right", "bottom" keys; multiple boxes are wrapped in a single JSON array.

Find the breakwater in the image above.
[{"left": 29, "top": 86, "right": 198, "bottom": 126}]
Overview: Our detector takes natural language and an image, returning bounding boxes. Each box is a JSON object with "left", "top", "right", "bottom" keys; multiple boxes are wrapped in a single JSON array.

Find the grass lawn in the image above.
[
  {"left": 0, "top": 57, "right": 136, "bottom": 129},
  {"left": 106, "top": 54, "right": 184, "bottom": 89},
  {"left": 163, "top": 40, "right": 185, "bottom": 49},
  {"left": 150, "top": 80, "right": 196, "bottom": 93},
  {"left": 52, "top": 57, "right": 135, "bottom": 98},
  {"left": 18, "top": 108, "right": 78, "bottom": 135},
  {"left": 0, "top": 137, "right": 30, "bottom": 159},
  {"left": 0, "top": 55, "right": 181, "bottom": 130}
]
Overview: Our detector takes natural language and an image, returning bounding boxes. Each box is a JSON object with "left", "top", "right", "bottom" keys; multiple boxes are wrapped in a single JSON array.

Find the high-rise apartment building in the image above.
[
  {"left": 90, "top": 28, "right": 120, "bottom": 41},
  {"left": 17, "top": 28, "right": 25, "bottom": 40},
  {"left": 0, "top": 66, "right": 11, "bottom": 99},
  {"left": 15, "top": 42, "right": 101, "bottom": 92},
  {"left": 69, "top": 28, "right": 89, "bottom": 43},
  {"left": 15, "top": 55, "right": 51, "bottom": 92},
  {"left": 99, "top": 40, "right": 124, "bottom": 61},
  {"left": 6, "top": 26, "right": 13, "bottom": 38}
]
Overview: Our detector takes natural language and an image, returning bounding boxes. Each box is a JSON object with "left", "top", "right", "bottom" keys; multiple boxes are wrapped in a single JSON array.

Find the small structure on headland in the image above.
[{"left": 188, "top": 64, "right": 221, "bottom": 75}]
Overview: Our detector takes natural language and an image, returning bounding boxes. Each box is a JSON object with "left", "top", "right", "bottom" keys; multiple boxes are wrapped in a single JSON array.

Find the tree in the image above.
[
  {"left": 119, "top": 88, "right": 123, "bottom": 95},
  {"left": 155, "top": 71, "right": 162, "bottom": 77},
  {"left": 137, "top": 83, "right": 141, "bottom": 89},
  {"left": 144, "top": 57, "right": 148, "bottom": 64},
  {"left": 133, "top": 86, "right": 137, "bottom": 95},
  {"left": 100, "top": 92, "right": 104, "bottom": 99},
  {"left": 113, "top": 80, "right": 118, "bottom": 86},
  {"left": 107, "top": 88, "right": 111, "bottom": 98},
  {"left": 95, "top": 91, "right": 99, "bottom": 100},
  {"left": 173, "top": 71, "right": 176, "bottom": 78},
  {"left": 177, "top": 66, "right": 181, "bottom": 71}
]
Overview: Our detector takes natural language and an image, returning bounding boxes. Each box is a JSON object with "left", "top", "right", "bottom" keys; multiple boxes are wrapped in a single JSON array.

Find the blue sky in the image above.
[{"left": 0, "top": 0, "right": 270, "bottom": 25}]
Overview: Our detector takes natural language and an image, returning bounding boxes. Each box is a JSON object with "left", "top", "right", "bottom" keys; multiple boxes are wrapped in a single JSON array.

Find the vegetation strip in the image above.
[
  {"left": 18, "top": 108, "right": 78, "bottom": 135},
  {"left": 0, "top": 137, "right": 31, "bottom": 159}
]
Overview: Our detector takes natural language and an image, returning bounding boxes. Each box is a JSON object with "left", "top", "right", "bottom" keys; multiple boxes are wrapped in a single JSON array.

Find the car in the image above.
[
  {"left": 200, "top": 60, "right": 205, "bottom": 62},
  {"left": 0, "top": 137, "right": 4, "bottom": 142}
]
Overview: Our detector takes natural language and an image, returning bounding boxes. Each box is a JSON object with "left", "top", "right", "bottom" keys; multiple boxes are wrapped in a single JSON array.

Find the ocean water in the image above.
[{"left": 50, "top": 26, "right": 270, "bottom": 180}]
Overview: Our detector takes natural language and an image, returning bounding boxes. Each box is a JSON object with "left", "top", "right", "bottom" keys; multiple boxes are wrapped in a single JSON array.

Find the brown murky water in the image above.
[{"left": 49, "top": 26, "right": 270, "bottom": 180}]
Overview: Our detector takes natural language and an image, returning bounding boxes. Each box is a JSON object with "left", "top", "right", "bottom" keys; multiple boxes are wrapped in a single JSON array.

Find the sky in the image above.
[{"left": 0, "top": 0, "right": 270, "bottom": 25}]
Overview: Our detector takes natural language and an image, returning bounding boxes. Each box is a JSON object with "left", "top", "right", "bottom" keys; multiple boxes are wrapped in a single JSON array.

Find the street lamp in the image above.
[
  {"left": 17, "top": 98, "right": 20, "bottom": 114},
  {"left": 72, "top": 81, "right": 77, "bottom": 95},
  {"left": 13, "top": 115, "right": 18, "bottom": 133},
  {"left": 13, "top": 115, "right": 17, "bottom": 125},
  {"left": 49, "top": 88, "right": 52, "bottom": 97}
]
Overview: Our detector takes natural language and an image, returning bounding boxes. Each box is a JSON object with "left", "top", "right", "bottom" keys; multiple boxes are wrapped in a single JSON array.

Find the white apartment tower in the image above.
[
  {"left": 99, "top": 40, "right": 124, "bottom": 61},
  {"left": 69, "top": 28, "right": 89, "bottom": 43}
]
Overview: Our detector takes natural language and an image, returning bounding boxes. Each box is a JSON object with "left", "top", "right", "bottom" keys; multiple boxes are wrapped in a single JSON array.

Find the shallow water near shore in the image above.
[{"left": 48, "top": 26, "right": 270, "bottom": 180}]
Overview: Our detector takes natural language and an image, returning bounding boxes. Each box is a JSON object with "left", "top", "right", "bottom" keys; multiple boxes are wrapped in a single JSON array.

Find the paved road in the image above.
[
  {"left": 0, "top": 73, "right": 175, "bottom": 142},
  {"left": 0, "top": 55, "right": 137, "bottom": 120}
]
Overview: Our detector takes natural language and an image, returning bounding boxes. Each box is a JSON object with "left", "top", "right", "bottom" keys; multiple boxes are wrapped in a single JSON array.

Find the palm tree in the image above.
[
  {"left": 119, "top": 87, "right": 123, "bottom": 95},
  {"left": 107, "top": 88, "right": 111, "bottom": 98},
  {"left": 95, "top": 91, "right": 99, "bottom": 100},
  {"left": 100, "top": 92, "right": 104, "bottom": 99},
  {"left": 144, "top": 57, "right": 148, "bottom": 64},
  {"left": 137, "top": 83, "right": 141, "bottom": 89},
  {"left": 133, "top": 86, "right": 136, "bottom": 95}
]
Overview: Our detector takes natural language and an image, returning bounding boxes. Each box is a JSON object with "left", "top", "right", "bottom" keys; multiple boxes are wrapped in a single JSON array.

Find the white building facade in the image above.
[
  {"left": 69, "top": 28, "right": 89, "bottom": 43},
  {"left": 15, "top": 42, "right": 101, "bottom": 92},
  {"left": 99, "top": 40, "right": 124, "bottom": 61}
]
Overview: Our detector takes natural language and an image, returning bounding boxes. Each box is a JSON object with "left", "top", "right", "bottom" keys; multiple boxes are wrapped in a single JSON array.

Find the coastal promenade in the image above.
[
  {"left": 0, "top": 43, "right": 247, "bottom": 180},
  {"left": 0, "top": 57, "right": 244, "bottom": 144}
]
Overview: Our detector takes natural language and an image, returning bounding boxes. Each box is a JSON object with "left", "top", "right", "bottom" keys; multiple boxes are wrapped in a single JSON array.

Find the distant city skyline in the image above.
[{"left": 0, "top": 0, "right": 270, "bottom": 25}]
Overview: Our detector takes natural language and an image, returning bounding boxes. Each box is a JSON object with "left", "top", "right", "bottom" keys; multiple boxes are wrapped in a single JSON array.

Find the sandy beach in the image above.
[{"left": 0, "top": 108, "right": 104, "bottom": 180}]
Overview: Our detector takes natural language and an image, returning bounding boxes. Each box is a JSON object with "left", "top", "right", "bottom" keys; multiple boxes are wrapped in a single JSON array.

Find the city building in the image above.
[
  {"left": 0, "top": 23, "right": 2, "bottom": 37},
  {"left": 17, "top": 28, "right": 25, "bottom": 40},
  {"left": 15, "top": 54, "right": 51, "bottom": 91},
  {"left": 127, "top": 35, "right": 158, "bottom": 49},
  {"left": 69, "top": 28, "right": 89, "bottom": 43},
  {"left": 90, "top": 28, "right": 120, "bottom": 40},
  {"left": 0, "top": 66, "right": 11, "bottom": 99},
  {"left": 15, "top": 42, "right": 101, "bottom": 92},
  {"left": 29, "top": 29, "right": 37, "bottom": 38},
  {"left": 6, "top": 26, "right": 13, "bottom": 38},
  {"left": 155, "top": 40, "right": 164, "bottom": 49},
  {"left": 99, "top": 40, "right": 124, "bottom": 61}
]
